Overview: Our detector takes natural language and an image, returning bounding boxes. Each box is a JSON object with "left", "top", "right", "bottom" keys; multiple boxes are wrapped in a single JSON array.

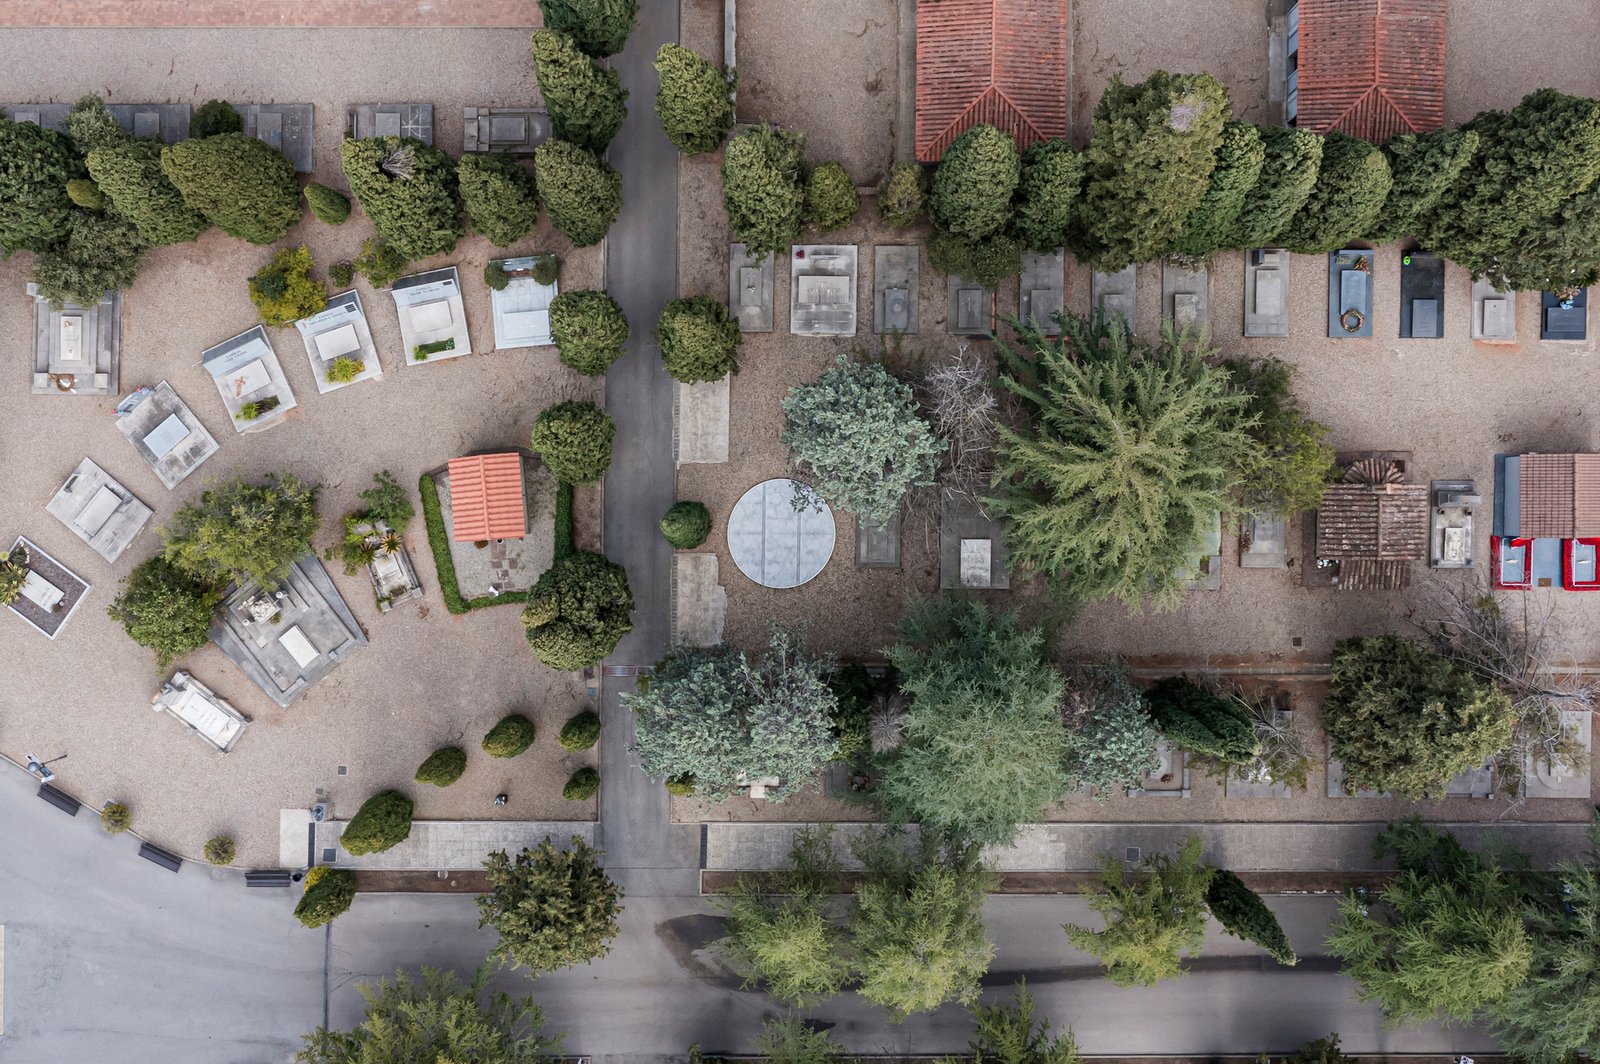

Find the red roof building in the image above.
[
  {"left": 1292, "top": 0, "right": 1446, "bottom": 143},
  {"left": 914, "top": 0, "right": 1069, "bottom": 163},
  {"left": 1518, "top": 453, "right": 1600, "bottom": 538},
  {"left": 447, "top": 453, "right": 526, "bottom": 542}
]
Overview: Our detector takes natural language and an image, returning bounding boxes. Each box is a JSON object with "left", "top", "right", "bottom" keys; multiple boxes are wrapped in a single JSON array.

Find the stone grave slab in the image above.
[
  {"left": 347, "top": 103, "right": 434, "bottom": 144},
  {"left": 729, "top": 243, "right": 774, "bottom": 332},
  {"left": 1471, "top": 276, "right": 1516, "bottom": 343},
  {"left": 463, "top": 106, "right": 551, "bottom": 154},
  {"left": 1328, "top": 249, "right": 1374, "bottom": 337},
  {"left": 1018, "top": 248, "right": 1064, "bottom": 335},
  {"left": 790, "top": 245, "right": 857, "bottom": 336},
  {"left": 874, "top": 245, "right": 919, "bottom": 334},
  {"left": 1128, "top": 740, "right": 1190, "bottom": 797},
  {"left": 676, "top": 377, "right": 730, "bottom": 463},
  {"left": 28, "top": 283, "right": 119, "bottom": 396},
  {"left": 2, "top": 103, "right": 69, "bottom": 132},
  {"left": 6, "top": 537, "right": 90, "bottom": 640},
  {"left": 1239, "top": 513, "right": 1288, "bottom": 568},
  {"left": 239, "top": 104, "right": 314, "bottom": 171},
  {"left": 1541, "top": 288, "right": 1589, "bottom": 341},
  {"left": 296, "top": 290, "right": 381, "bottom": 393},
  {"left": 152, "top": 671, "right": 250, "bottom": 752},
  {"left": 946, "top": 275, "right": 991, "bottom": 336},
  {"left": 1091, "top": 264, "right": 1136, "bottom": 330},
  {"left": 46, "top": 457, "right": 153, "bottom": 563},
  {"left": 1225, "top": 710, "right": 1297, "bottom": 797},
  {"left": 673, "top": 553, "right": 727, "bottom": 647},
  {"left": 728, "top": 479, "right": 836, "bottom": 588},
  {"left": 856, "top": 513, "right": 901, "bottom": 568},
  {"left": 394, "top": 267, "right": 471, "bottom": 365},
  {"left": 202, "top": 325, "right": 297, "bottom": 432},
  {"left": 1399, "top": 251, "right": 1444, "bottom": 337},
  {"left": 1445, "top": 761, "right": 1495, "bottom": 798},
  {"left": 107, "top": 103, "right": 191, "bottom": 143},
  {"left": 939, "top": 490, "right": 1008, "bottom": 588},
  {"left": 114, "top": 381, "right": 219, "bottom": 489},
  {"left": 1179, "top": 510, "right": 1223, "bottom": 590},
  {"left": 491, "top": 256, "right": 557, "bottom": 348},
  {"left": 1244, "top": 248, "right": 1289, "bottom": 336},
  {"left": 1163, "top": 263, "right": 1208, "bottom": 331}
]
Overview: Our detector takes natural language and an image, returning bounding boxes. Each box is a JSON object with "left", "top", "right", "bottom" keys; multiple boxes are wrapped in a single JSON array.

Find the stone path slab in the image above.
[
  {"left": 312, "top": 818, "right": 596, "bottom": 870},
  {"left": 676, "top": 378, "right": 730, "bottom": 463},
  {"left": 672, "top": 554, "right": 726, "bottom": 646}
]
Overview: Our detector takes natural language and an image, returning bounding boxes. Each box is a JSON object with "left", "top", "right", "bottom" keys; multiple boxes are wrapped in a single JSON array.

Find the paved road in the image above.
[{"left": 598, "top": 0, "right": 701, "bottom": 897}]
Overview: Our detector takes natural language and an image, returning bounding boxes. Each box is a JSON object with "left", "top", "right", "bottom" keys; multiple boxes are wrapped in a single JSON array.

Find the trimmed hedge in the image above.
[
  {"left": 414, "top": 746, "right": 467, "bottom": 787},
  {"left": 559, "top": 710, "right": 602, "bottom": 751},
  {"left": 419, "top": 473, "right": 530, "bottom": 614},
  {"left": 804, "top": 161, "right": 859, "bottom": 232},
  {"left": 294, "top": 866, "right": 356, "bottom": 928},
  {"left": 339, "top": 790, "right": 414, "bottom": 856},
  {"left": 563, "top": 766, "right": 600, "bottom": 800},
  {"left": 483, "top": 714, "right": 537, "bottom": 758},
  {"left": 660, "top": 501, "right": 711, "bottom": 549},
  {"left": 555, "top": 481, "right": 576, "bottom": 560},
  {"left": 304, "top": 182, "right": 351, "bottom": 225}
]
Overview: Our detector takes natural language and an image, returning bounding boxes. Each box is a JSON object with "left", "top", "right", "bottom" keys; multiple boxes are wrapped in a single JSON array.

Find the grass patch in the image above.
[
  {"left": 555, "top": 481, "right": 575, "bottom": 561},
  {"left": 419, "top": 472, "right": 529, "bottom": 615},
  {"left": 413, "top": 337, "right": 456, "bottom": 361}
]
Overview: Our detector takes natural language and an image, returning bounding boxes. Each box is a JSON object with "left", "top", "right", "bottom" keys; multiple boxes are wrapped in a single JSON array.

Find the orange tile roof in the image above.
[
  {"left": 1519, "top": 453, "right": 1600, "bottom": 538},
  {"left": 1295, "top": 0, "right": 1446, "bottom": 144},
  {"left": 914, "top": 0, "right": 1068, "bottom": 163},
  {"left": 448, "top": 453, "right": 526, "bottom": 542}
]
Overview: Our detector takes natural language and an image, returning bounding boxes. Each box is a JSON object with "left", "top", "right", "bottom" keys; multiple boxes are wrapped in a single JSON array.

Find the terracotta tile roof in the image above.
[
  {"left": 448, "top": 453, "right": 526, "bottom": 542},
  {"left": 1338, "top": 558, "right": 1413, "bottom": 590},
  {"left": 915, "top": 0, "right": 1068, "bottom": 163},
  {"left": 1316, "top": 482, "right": 1429, "bottom": 560},
  {"left": 1518, "top": 453, "right": 1600, "bottom": 538},
  {"left": 1295, "top": 0, "right": 1446, "bottom": 143}
]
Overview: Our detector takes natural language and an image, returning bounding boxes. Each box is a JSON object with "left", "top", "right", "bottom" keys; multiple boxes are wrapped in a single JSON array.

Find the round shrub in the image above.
[
  {"left": 100, "top": 802, "right": 130, "bottom": 834},
  {"left": 483, "top": 714, "right": 537, "bottom": 758},
  {"left": 248, "top": 245, "right": 329, "bottom": 326},
  {"left": 339, "top": 136, "right": 464, "bottom": 259},
  {"left": 31, "top": 212, "right": 148, "bottom": 310},
  {"left": 878, "top": 161, "right": 926, "bottom": 228},
  {"left": 666, "top": 773, "right": 696, "bottom": 797},
  {"left": 160, "top": 132, "right": 302, "bottom": 244},
  {"left": 928, "top": 229, "right": 1024, "bottom": 288},
  {"left": 304, "top": 182, "right": 351, "bottom": 225},
  {"left": 534, "top": 139, "right": 622, "bottom": 247},
  {"left": 484, "top": 260, "right": 511, "bottom": 291},
  {"left": 458, "top": 152, "right": 540, "bottom": 246},
  {"left": 559, "top": 710, "right": 602, "bottom": 751},
  {"left": 106, "top": 555, "right": 220, "bottom": 670},
  {"left": 658, "top": 296, "right": 740, "bottom": 383},
  {"left": 531, "top": 253, "right": 561, "bottom": 286},
  {"left": 804, "top": 161, "right": 860, "bottom": 232},
  {"left": 533, "top": 28, "right": 628, "bottom": 154},
  {"left": 203, "top": 835, "right": 236, "bottom": 866},
  {"left": 563, "top": 767, "right": 600, "bottom": 800},
  {"left": 66, "top": 176, "right": 105, "bottom": 210},
  {"left": 660, "top": 501, "right": 711, "bottom": 549},
  {"left": 414, "top": 746, "right": 467, "bottom": 787},
  {"left": 550, "top": 290, "right": 629, "bottom": 376},
  {"left": 339, "top": 790, "right": 414, "bottom": 856},
  {"left": 522, "top": 551, "right": 634, "bottom": 671},
  {"left": 531, "top": 401, "right": 616, "bottom": 485},
  {"left": 192, "top": 99, "right": 243, "bottom": 138},
  {"left": 930, "top": 123, "right": 1020, "bottom": 241},
  {"left": 294, "top": 866, "right": 356, "bottom": 928}
]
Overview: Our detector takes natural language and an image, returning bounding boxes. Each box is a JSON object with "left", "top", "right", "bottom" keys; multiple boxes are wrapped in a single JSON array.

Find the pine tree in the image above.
[
  {"left": 1065, "top": 836, "right": 1214, "bottom": 987},
  {"left": 1367, "top": 128, "right": 1479, "bottom": 242},
  {"left": 1277, "top": 131, "right": 1392, "bottom": 254},
  {"left": 477, "top": 837, "right": 623, "bottom": 973},
  {"left": 1232, "top": 126, "right": 1323, "bottom": 248},
  {"left": 1171, "top": 120, "right": 1264, "bottom": 258},
  {"left": 533, "top": 29, "right": 628, "bottom": 154},
  {"left": 958, "top": 981, "right": 1084, "bottom": 1064}
]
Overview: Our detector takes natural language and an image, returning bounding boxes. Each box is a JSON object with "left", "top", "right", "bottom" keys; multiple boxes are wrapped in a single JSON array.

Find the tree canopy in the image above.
[
  {"left": 1059, "top": 663, "right": 1161, "bottom": 798},
  {"left": 658, "top": 295, "right": 741, "bottom": 383},
  {"left": 1276, "top": 130, "right": 1392, "bottom": 255},
  {"left": 550, "top": 289, "right": 629, "bottom": 375},
  {"left": 161, "top": 473, "right": 320, "bottom": 589},
  {"left": 339, "top": 136, "right": 463, "bottom": 259},
  {"left": 957, "top": 981, "right": 1084, "bottom": 1064},
  {"left": 1368, "top": 128, "right": 1480, "bottom": 243},
  {"left": 654, "top": 43, "right": 736, "bottom": 155},
  {"left": 31, "top": 210, "right": 147, "bottom": 309},
  {"left": 478, "top": 837, "right": 623, "bottom": 973},
  {"left": 520, "top": 551, "right": 634, "bottom": 670},
  {"left": 86, "top": 139, "right": 209, "bottom": 246},
  {"left": 1065, "top": 836, "right": 1213, "bottom": 987},
  {"left": 458, "top": 152, "right": 540, "bottom": 247},
  {"left": 161, "top": 132, "right": 301, "bottom": 244},
  {"left": 1014, "top": 139, "right": 1085, "bottom": 253},
  {"left": 536, "top": 0, "right": 638, "bottom": 57},
  {"left": 930, "top": 124, "right": 1020, "bottom": 242},
  {"left": 535, "top": 138, "right": 622, "bottom": 247},
  {"left": 530, "top": 400, "right": 616, "bottom": 485},
  {"left": 106, "top": 556, "right": 220, "bottom": 669},
  {"left": 0, "top": 116, "right": 83, "bottom": 255},
  {"left": 1142, "top": 675, "right": 1259, "bottom": 764},
  {"left": 721, "top": 827, "right": 852, "bottom": 1006},
  {"left": 533, "top": 29, "right": 628, "bottom": 154},
  {"left": 1171, "top": 120, "right": 1264, "bottom": 259},
  {"left": 1223, "top": 357, "right": 1337, "bottom": 517},
  {"left": 1205, "top": 868, "right": 1297, "bottom": 965},
  {"left": 1232, "top": 126, "right": 1323, "bottom": 248},
  {"left": 722, "top": 123, "right": 806, "bottom": 256}
]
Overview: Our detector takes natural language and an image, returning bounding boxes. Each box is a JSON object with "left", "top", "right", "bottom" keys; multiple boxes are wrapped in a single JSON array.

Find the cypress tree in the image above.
[
  {"left": 1171, "top": 120, "right": 1265, "bottom": 258},
  {"left": 0, "top": 117, "right": 83, "bottom": 255},
  {"left": 339, "top": 136, "right": 464, "bottom": 259},
  {"left": 536, "top": 139, "right": 623, "bottom": 247},
  {"left": 458, "top": 152, "right": 540, "bottom": 247},
  {"left": 161, "top": 132, "right": 302, "bottom": 244},
  {"left": 533, "top": 29, "right": 628, "bottom": 154},
  {"left": 653, "top": 43, "right": 735, "bottom": 155},
  {"left": 1277, "top": 131, "right": 1392, "bottom": 254},
  {"left": 929, "top": 123, "right": 1020, "bottom": 242},
  {"left": 721, "top": 123, "right": 805, "bottom": 256},
  {"left": 1205, "top": 868, "right": 1297, "bottom": 965},
  {"left": 1232, "top": 126, "right": 1323, "bottom": 248},
  {"left": 1014, "top": 138, "right": 1084, "bottom": 252},
  {"left": 536, "top": 0, "right": 638, "bottom": 58},
  {"left": 1367, "top": 128, "right": 1479, "bottom": 242},
  {"left": 86, "top": 140, "right": 209, "bottom": 246}
]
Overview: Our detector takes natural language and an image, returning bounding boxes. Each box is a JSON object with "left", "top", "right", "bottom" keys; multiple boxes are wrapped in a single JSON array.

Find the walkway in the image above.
[
  {"left": 598, "top": 1, "right": 701, "bottom": 897},
  {"left": 0, "top": 1, "right": 534, "bottom": 27}
]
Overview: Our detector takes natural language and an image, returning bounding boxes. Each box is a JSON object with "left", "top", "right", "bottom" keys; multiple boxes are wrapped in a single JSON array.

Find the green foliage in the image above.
[
  {"left": 293, "top": 867, "right": 357, "bottom": 929},
  {"left": 531, "top": 252, "right": 560, "bottom": 286},
  {"left": 989, "top": 314, "right": 1259, "bottom": 610},
  {"left": 457, "top": 151, "right": 544, "bottom": 246},
  {"left": 877, "top": 601, "right": 1066, "bottom": 847},
  {"left": 534, "top": 138, "right": 622, "bottom": 247},
  {"left": 1143, "top": 676, "right": 1259, "bottom": 764},
  {"left": 203, "top": 835, "right": 237, "bottom": 866},
  {"left": 353, "top": 238, "right": 408, "bottom": 288},
  {"left": 1325, "top": 819, "right": 1531, "bottom": 1025},
  {"left": 1172, "top": 120, "right": 1265, "bottom": 258},
  {"left": 324, "top": 356, "right": 363, "bottom": 384},
  {"left": 1059, "top": 663, "right": 1162, "bottom": 798},
  {"left": 1205, "top": 869, "right": 1297, "bottom": 965},
  {"left": 414, "top": 746, "right": 467, "bottom": 787},
  {"left": 658, "top": 295, "right": 741, "bottom": 383},
  {"left": 303, "top": 182, "right": 351, "bottom": 225},
  {"left": 533, "top": 30, "right": 628, "bottom": 154},
  {"left": 928, "top": 229, "right": 1024, "bottom": 288},
  {"left": 483, "top": 714, "right": 537, "bottom": 757},
  {"left": 478, "top": 837, "right": 622, "bottom": 972},
  {"left": 1324, "top": 635, "right": 1517, "bottom": 799},
  {"left": 1421, "top": 89, "right": 1600, "bottom": 291},
  {"left": 653, "top": 43, "right": 735, "bottom": 155},
  {"left": 86, "top": 140, "right": 209, "bottom": 245},
  {"left": 660, "top": 500, "right": 712, "bottom": 549},
  {"left": 877, "top": 161, "right": 927, "bottom": 229},
  {"left": 0, "top": 117, "right": 83, "bottom": 255},
  {"left": 930, "top": 124, "right": 1020, "bottom": 242},
  {"left": 1481, "top": 174, "right": 1600, "bottom": 295},
  {"left": 235, "top": 397, "right": 280, "bottom": 421},
  {"left": 66, "top": 177, "right": 104, "bottom": 209},
  {"left": 852, "top": 835, "right": 996, "bottom": 1020},
  {"left": 99, "top": 802, "right": 131, "bottom": 834},
  {"left": 531, "top": 400, "right": 615, "bottom": 485},
  {"left": 1015, "top": 138, "right": 1084, "bottom": 252},
  {"left": 666, "top": 774, "right": 696, "bottom": 797},
  {"left": 521, "top": 551, "right": 633, "bottom": 670},
  {"left": 0, "top": 547, "right": 28, "bottom": 607},
  {"left": 1277, "top": 131, "right": 1392, "bottom": 254},
  {"left": 781, "top": 355, "right": 943, "bottom": 526},
  {"left": 330, "top": 261, "right": 355, "bottom": 287},
  {"left": 554, "top": 482, "right": 575, "bottom": 560},
  {"left": 66, "top": 95, "right": 126, "bottom": 155},
  {"left": 106, "top": 556, "right": 220, "bottom": 669},
  {"left": 248, "top": 245, "right": 328, "bottom": 326},
  {"left": 191, "top": 99, "right": 243, "bottom": 138},
  {"left": 162, "top": 473, "right": 320, "bottom": 588},
  {"left": 559, "top": 710, "right": 601, "bottom": 751},
  {"left": 1077, "top": 72, "right": 1229, "bottom": 269},
  {"left": 1065, "top": 836, "right": 1214, "bottom": 987},
  {"left": 32, "top": 210, "right": 147, "bottom": 309},
  {"left": 161, "top": 132, "right": 301, "bottom": 244},
  {"left": 1368, "top": 129, "right": 1479, "bottom": 242},
  {"left": 339, "top": 790, "right": 414, "bottom": 857},
  {"left": 419, "top": 473, "right": 531, "bottom": 613},
  {"left": 338, "top": 136, "right": 463, "bottom": 259},
  {"left": 295, "top": 969, "right": 558, "bottom": 1064},
  {"left": 756, "top": 1016, "right": 845, "bottom": 1064},
  {"left": 484, "top": 259, "right": 511, "bottom": 290},
  {"left": 563, "top": 767, "right": 600, "bottom": 800},
  {"left": 721, "top": 828, "right": 851, "bottom": 1006},
  {"left": 628, "top": 628, "right": 838, "bottom": 802},
  {"left": 804, "top": 161, "right": 859, "bottom": 232},
  {"left": 1232, "top": 126, "right": 1324, "bottom": 248},
  {"left": 1275, "top": 1036, "right": 1357, "bottom": 1064},
  {"left": 959, "top": 981, "right": 1085, "bottom": 1064},
  {"left": 536, "top": 0, "right": 637, "bottom": 57},
  {"left": 550, "top": 289, "right": 629, "bottom": 375},
  {"left": 722, "top": 123, "right": 806, "bottom": 256},
  {"left": 358, "top": 469, "right": 413, "bottom": 531},
  {"left": 1223, "top": 357, "right": 1337, "bottom": 517}
]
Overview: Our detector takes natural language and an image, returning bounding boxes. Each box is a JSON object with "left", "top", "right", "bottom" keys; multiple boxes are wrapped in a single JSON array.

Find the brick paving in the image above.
[{"left": 0, "top": 0, "right": 536, "bottom": 28}]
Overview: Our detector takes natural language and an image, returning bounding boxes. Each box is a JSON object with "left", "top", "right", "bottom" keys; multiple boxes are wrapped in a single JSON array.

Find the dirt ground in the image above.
[{"left": 0, "top": 27, "right": 602, "bottom": 868}]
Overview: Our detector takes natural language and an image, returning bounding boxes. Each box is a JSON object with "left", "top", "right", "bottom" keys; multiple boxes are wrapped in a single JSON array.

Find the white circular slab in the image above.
[{"left": 727, "top": 478, "right": 836, "bottom": 589}]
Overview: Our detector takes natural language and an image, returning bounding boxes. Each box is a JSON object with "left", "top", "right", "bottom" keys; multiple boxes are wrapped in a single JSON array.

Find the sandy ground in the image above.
[{"left": 0, "top": 28, "right": 604, "bottom": 868}]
